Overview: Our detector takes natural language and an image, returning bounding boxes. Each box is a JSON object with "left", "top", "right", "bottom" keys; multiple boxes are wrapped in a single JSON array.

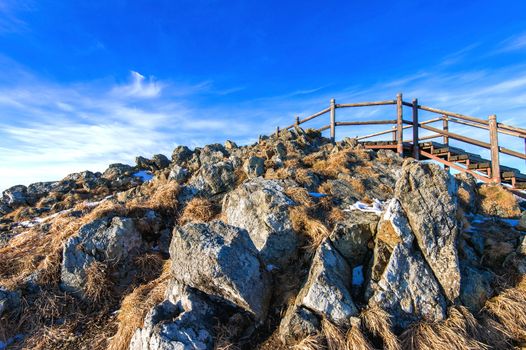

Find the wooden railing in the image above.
[{"left": 277, "top": 93, "right": 526, "bottom": 184}]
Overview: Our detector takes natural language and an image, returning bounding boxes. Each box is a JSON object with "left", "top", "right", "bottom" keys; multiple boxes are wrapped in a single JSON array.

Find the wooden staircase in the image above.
[
  {"left": 277, "top": 94, "right": 526, "bottom": 190},
  {"left": 359, "top": 140, "right": 526, "bottom": 189}
]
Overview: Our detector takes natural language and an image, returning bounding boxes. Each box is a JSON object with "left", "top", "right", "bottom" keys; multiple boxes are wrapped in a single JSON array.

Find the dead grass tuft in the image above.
[
  {"left": 400, "top": 306, "right": 488, "bottom": 350},
  {"left": 179, "top": 197, "right": 218, "bottom": 225},
  {"left": 84, "top": 260, "right": 115, "bottom": 304},
  {"left": 107, "top": 260, "right": 172, "bottom": 350},
  {"left": 286, "top": 187, "right": 315, "bottom": 207},
  {"left": 483, "top": 278, "right": 526, "bottom": 342},
  {"left": 291, "top": 333, "right": 326, "bottom": 350},
  {"left": 478, "top": 184, "right": 521, "bottom": 218},
  {"left": 234, "top": 167, "right": 248, "bottom": 186},
  {"left": 134, "top": 252, "right": 165, "bottom": 283},
  {"left": 322, "top": 318, "right": 346, "bottom": 350},
  {"left": 346, "top": 324, "right": 374, "bottom": 350},
  {"left": 289, "top": 206, "right": 330, "bottom": 251},
  {"left": 312, "top": 151, "right": 352, "bottom": 178},
  {"left": 361, "top": 306, "right": 400, "bottom": 350},
  {"left": 328, "top": 207, "right": 346, "bottom": 226},
  {"left": 295, "top": 168, "right": 315, "bottom": 186}
]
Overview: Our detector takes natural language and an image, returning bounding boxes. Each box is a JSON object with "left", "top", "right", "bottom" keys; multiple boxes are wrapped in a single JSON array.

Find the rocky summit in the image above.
[{"left": 1, "top": 128, "right": 526, "bottom": 350}]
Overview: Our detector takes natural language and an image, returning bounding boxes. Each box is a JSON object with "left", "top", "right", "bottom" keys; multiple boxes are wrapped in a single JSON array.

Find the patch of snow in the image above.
[
  {"left": 134, "top": 170, "right": 153, "bottom": 182},
  {"left": 308, "top": 192, "right": 328, "bottom": 198},
  {"left": 352, "top": 265, "right": 364, "bottom": 286},
  {"left": 346, "top": 199, "right": 385, "bottom": 215}
]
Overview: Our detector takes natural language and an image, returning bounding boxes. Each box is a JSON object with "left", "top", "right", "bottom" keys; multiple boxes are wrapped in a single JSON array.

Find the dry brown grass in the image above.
[
  {"left": 376, "top": 220, "right": 401, "bottom": 248},
  {"left": 322, "top": 319, "right": 346, "bottom": 350},
  {"left": 107, "top": 260, "right": 172, "bottom": 350},
  {"left": 328, "top": 207, "right": 346, "bottom": 226},
  {"left": 291, "top": 333, "right": 326, "bottom": 350},
  {"left": 361, "top": 306, "right": 400, "bottom": 350},
  {"left": 478, "top": 184, "right": 521, "bottom": 218},
  {"left": 312, "top": 151, "right": 352, "bottom": 178},
  {"left": 483, "top": 277, "right": 526, "bottom": 342},
  {"left": 84, "top": 260, "right": 115, "bottom": 304},
  {"left": 400, "top": 306, "right": 488, "bottom": 350},
  {"left": 346, "top": 324, "right": 374, "bottom": 350},
  {"left": 295, "top": 168, "right": 315, "bottom": 186},
  {"left": 289, "top": 206, "right": 330, "bottom": 251},
  {"left": 264, "top": 167, "right": 292, "bottom": 180},
  {"left": 349, "top": 178, "right": 366, "bottom": 196},
  {"left": 354, "top": 166, "right": 378, "bottom": 179},
  {"left": 134, "top": 252, "right": 165, "bottom": 283},
  {"left": 234, "top": 166, "right": 248, "bottom": 186},
  {"left": 178, "top": 197, "right": 218, "bottom": 225},
  {"left": 144, "top": 180, "right": 180, "bottom": 214},
  {"left": 285, "top": 187, "right": 315, "bottom": 207}
]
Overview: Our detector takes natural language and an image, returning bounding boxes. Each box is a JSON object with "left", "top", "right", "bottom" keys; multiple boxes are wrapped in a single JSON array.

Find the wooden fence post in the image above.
[
  {"left": 489, "top": 114, "right": 500, "bottom": 183},
  {"left": 295, "top": 115, "right": 300, "bottom": 126},
  {"left": 443, "top": 115, "right": 449, "bottom": 146},
  {"left": 330, "top": 98, "right": 336, "bottom": 143},
  {"left": 392, "top": 126, "right": 397, "bottom": 141},
  {"left": 412, "top": 98, "right": 419, "bottom": 160},
  {"left": 396, "top": 93, "right": 403, "bottom": 156},
  {"left": 275, "top": 126, "right": 280, "bottom": 138}
]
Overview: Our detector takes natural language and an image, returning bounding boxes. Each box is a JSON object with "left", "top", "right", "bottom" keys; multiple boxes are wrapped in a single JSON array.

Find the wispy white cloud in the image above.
[
  {"left": 111, "top": 71, "right": 164, "bottom": 99},
  {"left": 497, "top": 32, "right": 526, "bottom": 53}
]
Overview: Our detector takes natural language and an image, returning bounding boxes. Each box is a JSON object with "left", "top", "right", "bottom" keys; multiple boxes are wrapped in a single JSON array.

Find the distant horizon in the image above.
[{"left": 1, "top": 1, "right": 526, "bottom": 191}]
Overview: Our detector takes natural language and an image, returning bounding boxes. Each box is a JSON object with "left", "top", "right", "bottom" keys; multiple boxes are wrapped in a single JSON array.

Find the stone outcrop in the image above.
[
  {"left": 61, "top": 216, "right": 142, "bottom": 296},
  {"left": 294, "top": 239, "right": 358, "bottom": 327},
  {"left": 394, "top": 160, "right": 461, "bottom": 301},
  {"left": 223, "top": 178, "right": 298, "bottom": 269},
  {"left": 243, "top": 156, "right": 265, "bottom": 178},
  {"left": 169, "top": 221, "right": 271, "bottom": 322},
  {"left": 188, "top": 161, "right": 235, "bottom": 197},
  {"left": 368, "top": 199, "right": 447, "bottom": 328}
]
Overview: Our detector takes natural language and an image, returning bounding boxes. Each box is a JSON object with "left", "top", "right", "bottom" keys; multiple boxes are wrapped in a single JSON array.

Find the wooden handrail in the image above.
[
  {"left": 277, "top": 94, "right": 526, "bottom": 187},
  {"left": 336, "top": 100, "right": 396, "bottom": 108}
]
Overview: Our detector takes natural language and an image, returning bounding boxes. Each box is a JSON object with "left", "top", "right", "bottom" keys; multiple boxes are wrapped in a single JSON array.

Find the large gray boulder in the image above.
[
  {"left": 294, "top": 239, "right": 358, "bottom": 327},
  {"left": 329, "top": 211, "right": 378, "bottom": 267},
  {"left": 61, "top": 216, "right": 142, "bottom": 295},
  {"left": 188, "top": 161, "right": 235, "bottom": 197},
  {"left": 199, "top": 144, "right": 228, "bottom": 164},
  {"left": 2, "top": 185, "right": 28, "bottom": 209},
  {"left": 394, "top": 160, "right": 461, "bottom": 301},
  {"left": 222, "top": 178, "right": 298, "bottom": 269},
  {"left": 368, "top": 199, "right": 447, "bottom": 329},
  {"left": 243, "top": 156, "right": 265, "bottom": 179},
  {"left": 130, "top": 280, "right": 215, "bottom": 350},
  {"left": 172, "top": 145, "right": 193, "bottom": 166},
  {"left": 459, "top": 261, "right": 494, "bottom": 313},
  {"left": 169, "top": 221, "right": 271, "bottom": 322}
]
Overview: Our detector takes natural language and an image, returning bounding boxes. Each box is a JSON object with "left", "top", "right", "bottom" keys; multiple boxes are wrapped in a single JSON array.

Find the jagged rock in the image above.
[
  {"left": 459, "top": 261, "right": 494, "bottom": 313},
  {"left": 243, "top": 156, "right": 265, "bottom": 179},
  {"left": 295, "top": 239, "right": 358, "bottom": 327},
  {"left": 26, "top": 182, "right": 59, "bottom": 205},
  {"left": 61, "top": 216, "right": 142, "bottom": 295},
  {"left": 130, "top": 280, "right": 216, "bottom": 350},
  {"left": 2, "top": 185, "right": 28, "bottom": 208},
  {"left": 169, "top": 221, "right": 271, "bottom": 322},
  {"left": 368, "top": 199, "right": 447, "bottom": 328},
  {"left": 518, "top": 235, "right": 526, "bottom": 255},
  {"left": 152, "top": 154, "right": 170, "bottom": 170},
  {"left": 188, "top": 161, "right": 235, "bottom": 197},
  {"left": 102, "top": 163, "right": 135, "bottom": 180},
  {"left": 455, "top": 173, "right": 477, "bottom": 213},
  {"left": 0, "top": 287, "right": 20, "bottom": 317},
  {"left": 329, "top": 211, "right": 378, "bottom": 267},
  {"left": 225, "top": 140, "right": 238, "bottom": 150},
  {"left": 169, "top": 165, "right": 189, "bottom": 182},
  {"left": 172, "top": 145, "right": 193, "bottom": 165},
  {"left": 279, "top": 306, "right": 320, "bottom": 345},
  {"left": 223, "top": 178, "right": 298, "bottom": 269},
  {"left": 394, "top": 161, "right": 460, "bottom": 301},
  {"left": 199, "top": 144, "right": 228, "bottom": 164},
  {"left": 275, "top": 142, "right": 287, "bottom": 159}
]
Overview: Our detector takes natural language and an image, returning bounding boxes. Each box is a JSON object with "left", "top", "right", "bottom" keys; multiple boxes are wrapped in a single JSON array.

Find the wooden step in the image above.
[
  {"left": 432, "top": 147, "right": 449, "bottom": 155},
  {"left": 450, "top": 154, "right": 468, "bottom": 161},
  {"left": 468, "top": 162, "right": 491, "bottom": 170}
]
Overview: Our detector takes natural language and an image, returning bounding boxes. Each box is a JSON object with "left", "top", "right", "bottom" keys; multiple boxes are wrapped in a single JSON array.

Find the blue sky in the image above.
[{"left": 1, "top": 0, "right": 526, "bottom": 191}]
